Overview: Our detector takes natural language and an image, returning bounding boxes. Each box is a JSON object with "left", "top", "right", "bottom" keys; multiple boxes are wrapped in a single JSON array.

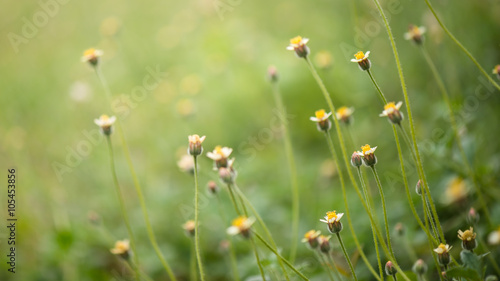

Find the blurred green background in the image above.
[{"left": 1, "top": 0, "right": 500, "bottom": 280}]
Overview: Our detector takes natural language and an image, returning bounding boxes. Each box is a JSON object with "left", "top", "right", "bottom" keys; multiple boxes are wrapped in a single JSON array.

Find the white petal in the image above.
[
  {"left": 365, "top": 51, "right": 370, "bottom": 58},
  {"left": 395, "top": 101, "right": 403, "bottom": 110},
  {"left": 227, "top": 226, "right": 240, "bottom": 236},
  {"left": 286, "top": 46, "right": 294, "bottom": 50}
]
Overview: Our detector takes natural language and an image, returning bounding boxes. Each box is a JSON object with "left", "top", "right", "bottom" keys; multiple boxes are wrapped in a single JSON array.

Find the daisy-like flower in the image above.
[
  {"left": 317, "top": 235, "right": 332, "bottom": 254},
  {"left": 380, "top": 101, "right": 404, "bottom": 124},
  {"left": 81, "top": 48, "right": 103, "bottom": 66},
  {"left": 227, "top": 216, "right": 255, "bottom": 238},
  {"left": 301, "top": 230, "right": 321, "bottom": 249},
  {"left": 110, "top": 239, "right": 130, "bottom": 260},
  {"left": 207, "top": 146, "right": 233, "bottom": 169},
  {"left": 404, "top": 25, "right": 426, "bottom": 45},
  {"left": 94, "top": 114, "right": 116, "bottom": 136},
  {"left": 487, "top": 226, "right": 500, "bottom": 245},
  {"left": 433, "top": 243, "right": 452, "bottom": 266},
  {"left": 493, "top": 65, "right": 500, "bottom": 80},
  {"left": 320, "top": 210, "right": 344, "bottom": 234},
  {"left": 458, "top": 227, "right": 477, "bottom": 251},
  {"left": 336, "top": 106, "right": 354, "bottom": 125},
  {"left": 310, "top": 109, "right": 332, "bottom": 132},
  {"left": 351, "top": 51, "right": 371, "bottom": 71},
  {"left": 188, "top": 134, "right": 206, "bottom": 156},
  {"left": 286, "top": 36, "right": 310, "bottom": 58},
  {"left": 182, "top": 220, "right": 196, "bottom": 237},
  {"left": 357, "top": 144, "right": 378, "bottom": 167}
]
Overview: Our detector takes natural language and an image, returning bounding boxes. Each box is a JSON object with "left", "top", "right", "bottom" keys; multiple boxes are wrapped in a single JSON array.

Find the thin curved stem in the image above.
[
  {"left": 106, "top": 137, "right": 141, "bottom": 281},
  {"left": 335, "top": 233, "right": 358, "bottom": 281},
  {"left": 325, "top": 132, "right": 382, "bottom": 280},
  {"left": 271, "top": 82, "right": 300, "bottom": 263},
  {"left": 366, "top": 69, "right": 388, "bottom": 105},
  {"left": 357, "top": 167, "right": 384, "bottom": 280},
  {"left": 253, "top": 231, "right": 309, "bottom": 280},
  {"left": 190, "top": 242, "right": 197, "bottom": 281},
  {"left": 327, "top": 253, "right": 344, "bottom": 281},
  {"left": 228, "top": 239, "right": 241, "bottom": 281},
  {"left": 370, "top": 166, "right": 394, "bottom": 257},
  {"left": 422, "top": 0, "right": 500, "bottom": 91},
  {"left": 419, "top": 46, "right": 492, "bottom": 226},
  {"left": 316, "top": 251, "right": 336, "bottom": 281},
  {"left": 226, "top": 184, "right": 242, "bottom": 216},
  {"left": 193, "top": 156, "right": 205, "bottom": 281},
  {"left": 250, "top": 237, "right": 267, "bottom": 281}
]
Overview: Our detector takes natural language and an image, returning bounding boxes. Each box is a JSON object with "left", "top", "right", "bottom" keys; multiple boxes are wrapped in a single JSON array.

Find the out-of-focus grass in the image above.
[{"left": 1, "top": 0, "right": 500, "bottom": 280}]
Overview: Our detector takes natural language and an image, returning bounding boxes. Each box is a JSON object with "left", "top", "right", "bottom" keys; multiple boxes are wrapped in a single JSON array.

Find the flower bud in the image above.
[
  {"left": 412, "top": 259, "right": 428, "bottom": 276},
  {"left": 318, "top": 235, "right": 332, "bottom": 254},
  {"left": 434, "top": 244, "right": 452, "bottom": 266},
  {"left": 351, "top": 151, "right": 362, "bottom": 167},
  {"left": 207, "top": 180, "right": 219, "bottom": 194},
  {"left": 466, "top": 208, "right": 479, "bottom": 226},
  {"left": 385, "top": 261, "right": 397, "bottom": 277},
  {"left": 219, "top": 167, "right": 234, "bottom": 184},
  {"left": 268, "top": 65, "right": 279, "bottom": 82},
  {"left": 188, "top": 135, "right": 206, "bottom": 156},
  {"left": 415, "top": 179, "right": 422, "bottom": 196},
  {"left": 394, "top": 222, "right": 405, "bottom": 237},
  {"left": 493, "top": 65, "right": 500, "bottom": 80},
  {"left": 458, "top": 227, "right": 477, "bottom": 251},
  {"left": 182, "top": 220, "right": 196, "bottom": 237},
  {"left": 302, "top": 230, "right": 321, "bottom": 249}
]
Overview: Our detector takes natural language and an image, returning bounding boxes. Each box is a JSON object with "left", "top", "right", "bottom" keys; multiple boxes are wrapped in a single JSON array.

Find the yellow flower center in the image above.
[
  {"left": 460, "top": 229, "right": 476, "bottom": 241},
  {"left": 326, "top": 211, "right": 338, "bottom": 221},
  {"left": 304, "top": 230, "right": 316, "bottom": 239},
  {"left": 215, "top": 145, "right": 223, "bottom": 155},
  {"left": 100, "top": 114, "right": 110, "bottom": 121},
  {"left": 315, "top": 109, "right": 326, "bottom": 119},
  {"left": 361, "top": 144, "right": 372, "bottom": 154},
  {"left": 290, "top": 36, "right": 303, "bottom": 45},
  {"left": 231, "top": 216, "right": 247, "bottom": 227},
  {"left": 384, "top": 102, "right": 397, "bottom": 111},
  {"left": 84, "top": 48, "right": 97, "bottom": 57},
  {"left": 354, "top": 51, "right": 365, "bottom": 60},
  {"left": 337, "top": 106, "right": 349, "bottom": 117},
  {"left": 438, "top": 243, "right": 448, "bottom": 252},
  {"left": 114, "top": 241, "right": 129, "bottom": 252}
]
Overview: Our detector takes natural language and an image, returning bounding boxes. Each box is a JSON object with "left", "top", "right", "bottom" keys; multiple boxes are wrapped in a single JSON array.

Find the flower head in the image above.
[
  {"left": 310, "top": 109, "right": 332, "bottom": 132},
  {"left": 318, "top": 235, "right": 332, "bottom": 253},
  {"left": 182, "top": 220, "right": 196, "bottom": 237},
  {"left": 188, "top": 134, "right": 206, "bottom": 156},
  {"left": 380, "top": 101, "right": 404, "bottom": 124},
  {"left": 301, "top": 230, "right": 321, "bottom": 249},
  {"left": 351, "top": 51, "right": 371, "bottom": 71},
  {"left": 320, "top": 210, "right": 344, "bottom": 233},
  {"left": 357, "top": 144, "right": 378, "bottom": 166},
  {"left": 94, "top": 114, "right": 116, "bottom": 136},
  {"left": 350, "top": 151, "right": 362, "bottom": 168},
  {"left": 177, "top": 154, "right": 195, "bottom": 174},
  {"left": 286, "top": 36, "right": 310, "bottom": 58},
  {"left": 433, "top": 243, "right": 452, "bottom": 266},
  {"left": 207, "top": 146, "right": 233, "bottom": 169},
  {"left": 493, "top": 65, "right": 500, "bottom": 80},
  {"left": 404, "top": 25, "right": 426, "bottom": 45},
  {"left": 227, "top": 216, "right": 255, "bottom": 238},
  {"left": 207, "top": 180, "right": 219, "bottom": 194},
  {"left": 110, "top": 239, "right": 130, "bottom": 259},
  {"left": 336, "top": 106, "right": 354, "bottom": 125},
  {"left": 458, "top": 227, "right": 477, "bottom": 251},
  {"left": 81, "top": 48, "right": 103, "bottom": 66}
]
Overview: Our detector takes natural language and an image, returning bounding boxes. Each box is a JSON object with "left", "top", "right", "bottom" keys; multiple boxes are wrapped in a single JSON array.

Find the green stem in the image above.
[
  {"left": 335, "top": 233, "right": 358, "bottom": 281},
  {"left": 190, "top": 242, "right": 197, "bottom": 281},
  {"left": 327, "top": 253, "right": 344, "bottom": 281},
  {"left": 419, "top": 46, "right": 492, "bottom": 226},
  {"left": 357, "top": 167, "right": 384, "bottom": 280},
  {"left": 370, "top": 166, "right": 395, "bottom": 257},
  {"left": 304, "top": 56, "right": 410, "bottom": 281},
  {"left": 422, "top": 0, "right": 500, "bottom": 91},
  {"left": 250, "top": 237, "right": 267, "bottom": 281},
  {"left": 227, "top": 184, "right": 242, "bottom": 216},
  {"left": 228, "top": 239, "right": 241, "bottom": 281},
  {"left": 422, "top": 189, "right": 444, "bottom": 280},
  {"left": 325, "top": 133, "right": 382, "bottom": 281},
  {"left": 253, "top": 231, "right": 309, "bottom": 280},
  {"left": 193, "top": 157, "right": 205, "bottom": 281},
  {"left": 366, "top": 69, "right": 388, "bottom": 105},
  {"left": 271, "top": 82, "right": 300, "bottom": 263},
  {"left": 316, "top": 251, "right": 336, "bottom": 281},
  {"left": 96, "top": 64, "right": 177, "bottom": 280},
  {"left": 106, "top": 137, "right": 141, "bottom": 281}
]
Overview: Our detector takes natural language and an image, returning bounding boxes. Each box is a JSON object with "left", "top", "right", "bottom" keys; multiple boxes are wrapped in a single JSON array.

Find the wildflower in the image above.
[
  {"left": 177, "top": 154, "right": 195, "bottom": 174},
  {"left": 314, "top": 50, "right": 333, "bottom": 70},
  {"left": 320, "top": 210, "right": 344, "bottom": 234},
  {"left": 94, "top": 114, "right": 116, "bottom": 136},
  {"left": 351, "top": 51, "right": 371, "bottom": 71},
  {"left": 466, "top": 208, "right": 479, "bottom": 226},
  {"left": 188, "top": 134, "right": 206, "bottom": 156},
  {"left": 442, "top": 177, "right": 469, "bottom": 204},
  {"left": 310, "top": 109, "right": 332, "bottom": 132},
  {"left": 487, "top": 226, "right": 500, "bottom": 245},
  {"left": 385, "top": 261, "right": 397, "bottom": 277},
  {"left": 336, "top": 106, "right": 354, "bottom": 125},
  {"left": 81, "top": 48, "right": 103, "bottom": 67},
  {"left": 412, "top": 259, "right": 428, "bottom": 276},
  {"left": 268, "top": 65, "right": 279, "bottom": 82},
  {"left": 433, "top": 243, "right": 452, "bottom": 266},
  {"left": 458, "top": 227, "right": 477, "bottom": 251},
  {"left": 357, "top": 144, "right": 377, "bottom": 167},
  {"left": 207, "top": 146, "right": 233, "bottom": 169},
  {"left": 380, "top": 101, "right": 404, "bottom": 125},
  {"left": 301, "top": 230, "right": 321, "bottom": 249},
  {"left": 207, "top": 180, "right": 219, "bottom": 194},
  {"left": 318, "top": 235, "right": 332, "bottom": 254},
  {"left": 182, "top": 220, "right": 196, "bottom": 237},
  {"left": 404, "top": 25, "right": 426, "bottom": 45},
  {"left": 286, "top": 36, "right": 310, "bottom": 58},
  {"left": 493, "top": 65, "right": 500, "bottom": 80},
  {"left": 110, "top": 239, "right": 130, "bottom": 260},
  {"left": 350, "top": 151, "right": 362, "bottom": 168},
  {"left": 227, "top": 216, "right": 255, "bottom": 238}
]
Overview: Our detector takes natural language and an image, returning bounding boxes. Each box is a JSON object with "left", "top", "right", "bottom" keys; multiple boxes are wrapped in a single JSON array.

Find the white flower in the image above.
[
  {"left": 310, "top": 109, "right": 332, "bottom": 122},
  {"left": 226, "top": 216, "right": 256, "bottom": 236},
  {"left": 350, "top": 51, "right": 370, "bottom": 63},
  {"left": 206, "top": 146, "right": 233, "bottom": 161},
  {"left": 319, "top": 211, "right": 344, "bottom": 224},
  {"left": 379, "top": 101, "right": 403, "bottom": 117}
]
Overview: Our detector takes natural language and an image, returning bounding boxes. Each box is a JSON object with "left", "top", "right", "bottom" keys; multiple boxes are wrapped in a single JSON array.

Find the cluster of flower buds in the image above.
[{"left": 207, "top": 146, "right": 237, "bottom": 184}]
